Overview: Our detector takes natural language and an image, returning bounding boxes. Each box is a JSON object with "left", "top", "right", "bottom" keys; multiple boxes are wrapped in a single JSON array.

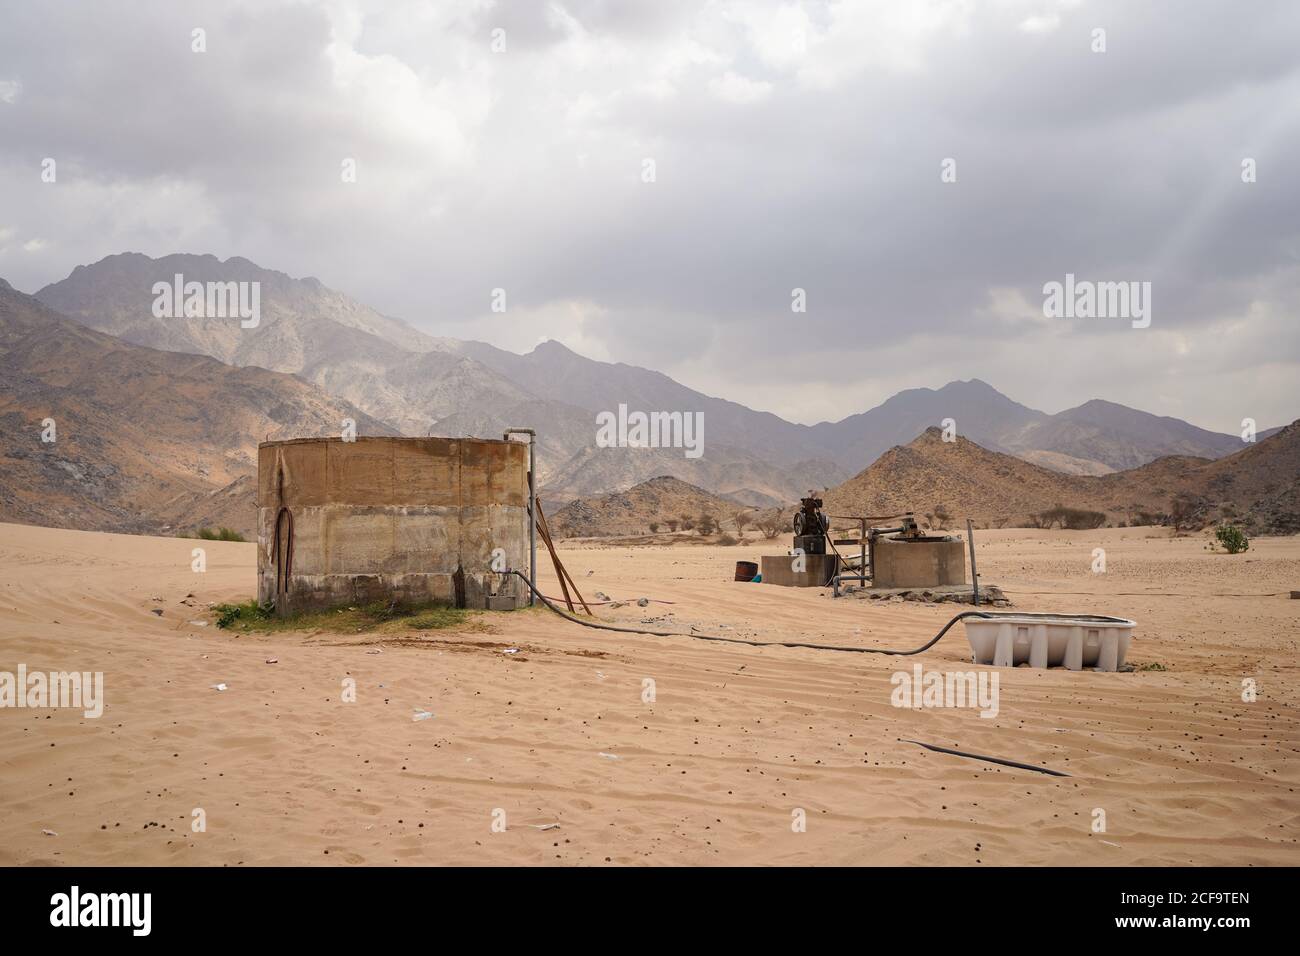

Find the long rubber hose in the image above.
[
  {"left": 900, "top": 738, "right": 1070, "bottom": 776},
  {"left": 498, "top": 569, "right": 1128, "bottom": 656},
  {"left": 501, "top": 569, "right": 1084, "bottom": 775}
]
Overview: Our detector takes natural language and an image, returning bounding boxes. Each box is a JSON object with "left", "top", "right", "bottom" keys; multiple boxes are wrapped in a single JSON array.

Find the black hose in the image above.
[
  {"left": 502, "top": 569, "right": 997, "bottom": 655},
  {"left": 500, "top": 569, "right": 1134, "bottom": 656},
  {"left": 900, "top": 738, "right": 1070, "bottom": 777}
]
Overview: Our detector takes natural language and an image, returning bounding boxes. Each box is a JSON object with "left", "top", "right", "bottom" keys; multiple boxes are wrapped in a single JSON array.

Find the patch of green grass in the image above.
[
  {"left": 405, "top": 605, "right": 468, "bottom": 629},
  {"left": 1134, "top": 661, "right": 1168, "bottom": 672},
  {"left": 213, "top": 600, "right": 274, "bottom": 630},
  {"left": 212, "top": 598, "right": 473, "bottom": 635},
  {"left": 179, "top": 527, "right": 247, "bottom": 542}
]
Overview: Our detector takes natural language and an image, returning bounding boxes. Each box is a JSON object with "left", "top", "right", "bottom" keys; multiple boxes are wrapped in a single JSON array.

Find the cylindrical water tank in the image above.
[{"left": 256, "top": 436, "right": 529, "bottom": 614}]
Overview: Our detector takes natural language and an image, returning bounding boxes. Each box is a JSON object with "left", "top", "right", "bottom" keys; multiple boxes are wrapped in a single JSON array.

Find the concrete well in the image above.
[
  {"left": 871, "top": 536, "right": 966, "bottom": 589},
  {"left": 256, "top": 437, "right": 529, "bottom": 615}
]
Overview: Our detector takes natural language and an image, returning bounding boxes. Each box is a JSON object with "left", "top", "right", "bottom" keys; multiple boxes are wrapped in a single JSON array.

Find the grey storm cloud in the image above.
[{"left": 0, "top": 0, "right": 1297, "bottom": 430}]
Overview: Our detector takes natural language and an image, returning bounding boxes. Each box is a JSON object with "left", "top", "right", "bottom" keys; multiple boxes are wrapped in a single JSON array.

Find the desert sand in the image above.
[{"left": 0, "top": 521, "right": 1296, "bottom": 866}]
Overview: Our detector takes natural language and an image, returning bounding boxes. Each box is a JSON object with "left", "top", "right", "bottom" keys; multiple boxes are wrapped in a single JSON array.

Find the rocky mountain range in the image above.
[
  {"left": 0, "top": 279, "right": 393, "bottom": 537},
  {"left": 31, "top": 253, "right": 1279, "bottom": 505},
  {"left": 822, "top": 423, "right": 1300, "bottom": 535},
  {"left": 548, "top": 476, "right": 743, "bottom": 539}
]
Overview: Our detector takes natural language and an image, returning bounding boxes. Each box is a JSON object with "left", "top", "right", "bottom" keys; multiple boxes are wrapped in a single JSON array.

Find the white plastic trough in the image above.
[{"left": 964, "top": 614, "right": 1136, "bottom": 671}]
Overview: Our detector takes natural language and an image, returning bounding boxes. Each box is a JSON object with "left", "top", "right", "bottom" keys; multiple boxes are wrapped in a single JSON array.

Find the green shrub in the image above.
[
  {"left": 1213, "top": 524, "right": 1249, "bottom": 554},
  {"left": 192, "top": 527, "right": 246, "bottom": 542},
  {"left": 214, "top": 600, "right": 272, "bottom": 629}
]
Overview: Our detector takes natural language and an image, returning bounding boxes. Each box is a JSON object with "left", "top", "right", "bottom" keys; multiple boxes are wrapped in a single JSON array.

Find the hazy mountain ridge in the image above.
[{"left": 29, "top": 253, "right": 1281, "bottom": 506}]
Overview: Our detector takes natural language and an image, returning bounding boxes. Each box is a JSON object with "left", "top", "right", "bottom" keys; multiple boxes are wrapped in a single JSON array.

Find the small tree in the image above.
[
  {"left": 733, "top": 510, "right": 752, "bottom": 536},
  {"left": 932, "top": 504, "right": 951, "bottom": 531},
  {"left": 648, "top": 522, "right": 659, "bottom": 534},
  {"left": 696, "top": 512, "right": 717, "bottom": 536},
  {"left": 1170, "top": 495, "right": 1202, "bottom": 533}
]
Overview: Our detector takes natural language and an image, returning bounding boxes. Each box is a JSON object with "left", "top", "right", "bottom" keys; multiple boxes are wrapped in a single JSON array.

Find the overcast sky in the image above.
[{"left": 1, "top": 0, "right": 1297, "bottom": 431}]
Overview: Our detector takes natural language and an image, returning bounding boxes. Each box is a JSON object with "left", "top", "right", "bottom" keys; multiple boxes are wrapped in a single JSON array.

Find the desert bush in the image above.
[
  {"left": 931, "top": 504, "right": 951, "bottom": 530},
  {"left": 214, "top": 600, "right": 272, "bottom": 628},
  {"left": 665, "top": 519, "right": 679, "bottom": 532},
  {"left": 193, "top": 527, "right": 246, "bottom": 542},
  {"left": 1031, "top": 506, "right": 1106, "bottom": 531},
  {"left": 716, "top": 533, "right": 738, "bottom": 546},
  {"left": 757, "top": 516, "right": 782, "bottom": 539},
  {"left": 696, "top": 512, "right": 717, "bottom": 536},
  {"left": 732, "top": 510, "right": 752, "bottom": 535},
  {"left": 648, "top": 522, "right": 659, "bottom": 534},
  {"left": 1213, "top": 524, "right": 1249, "bottom": 554}
]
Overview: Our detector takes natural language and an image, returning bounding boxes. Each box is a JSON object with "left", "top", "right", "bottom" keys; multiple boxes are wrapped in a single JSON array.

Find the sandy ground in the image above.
[{"left": 0, "top": 521, "right": 1296, "bottom": 866}]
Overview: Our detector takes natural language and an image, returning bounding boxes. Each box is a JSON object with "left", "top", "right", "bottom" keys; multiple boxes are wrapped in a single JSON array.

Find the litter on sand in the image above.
[
  {"left": 211, "top": 683, "right": 228, "bottom": 691},
  {"left": 598, "top": 752, "right": 619, "bottom": 760},
  {"left": 41, "top": 829, "right": 58, "bottom": 837},
  {"left": 412, "top": 709, "right": 434, "bottom": 721},
  {"left": 530, "top": 823, "right": 561, "bottom": 831},
  {"left": 503, "top": 648, "right": 519, "bottom": 654}
]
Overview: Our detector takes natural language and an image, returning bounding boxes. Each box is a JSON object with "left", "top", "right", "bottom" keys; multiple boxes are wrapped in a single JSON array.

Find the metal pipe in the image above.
[
  {"left": 966, "top": 517, "right": 979, "bottom": 607},
  {"left": 503, "top": 428, "right": 537, "bottom": 607},
  {"left": 831, "top": 572, "right": 870, "bottom": 597}
]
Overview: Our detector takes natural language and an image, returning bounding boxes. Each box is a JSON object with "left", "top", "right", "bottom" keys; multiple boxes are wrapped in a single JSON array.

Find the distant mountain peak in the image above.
[
  {"left": 945, "top": 377, "right": 997, "bottom": 391},
  {"left": 531, "top": 339, "right": 577, "bottom": 356}
]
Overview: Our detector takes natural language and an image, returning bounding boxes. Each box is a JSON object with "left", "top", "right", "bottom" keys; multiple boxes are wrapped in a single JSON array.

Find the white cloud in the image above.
[
  {"left": 1018, "top": 15, "right": 1060, "bottom": 34},
  {"left": 0, "top": 0, "right": 1296, "bottom": 431},
  {"left": 709, "top": 71, "right": 773, "bottom": 104}
]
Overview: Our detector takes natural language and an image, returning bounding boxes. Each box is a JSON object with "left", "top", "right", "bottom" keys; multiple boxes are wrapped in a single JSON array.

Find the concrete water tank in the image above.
[
  {"left": 872, "top": 536, "right": 966, "bottom": 589},
  {"left": 256, "top": 437, "right": 529, "bottom": 615}
]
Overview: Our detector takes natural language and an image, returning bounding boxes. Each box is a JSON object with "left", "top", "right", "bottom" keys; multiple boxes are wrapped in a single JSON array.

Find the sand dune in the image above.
[{"left": 0, "top": 522, "right": 1296, "bottom": 866}]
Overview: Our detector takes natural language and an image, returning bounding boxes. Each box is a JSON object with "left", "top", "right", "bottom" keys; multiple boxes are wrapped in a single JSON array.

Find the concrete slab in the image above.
[{"left": 759, "top": 553, "right": 840, "bottom": 587}]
